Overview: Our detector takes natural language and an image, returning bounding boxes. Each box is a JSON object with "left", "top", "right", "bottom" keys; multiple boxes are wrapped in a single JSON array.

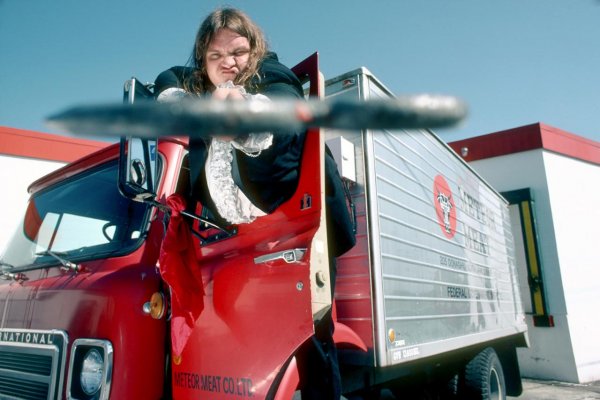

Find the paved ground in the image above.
[{"left": 509, "top": 379, "right": 600, "bottom": 399}]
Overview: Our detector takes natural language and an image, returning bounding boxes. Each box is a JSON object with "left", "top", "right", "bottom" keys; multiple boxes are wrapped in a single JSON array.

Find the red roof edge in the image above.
[
  {"left": 448, "top": 122, "right": 600, "bottom": 166},
  {"left": 0, "top": 126, "right": 109, "bottom": 163}
]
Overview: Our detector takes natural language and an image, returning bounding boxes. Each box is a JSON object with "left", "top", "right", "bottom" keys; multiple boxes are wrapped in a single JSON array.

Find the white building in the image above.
[
  {"left": 450, "top": 122, "right": 600, "bottom": 383},
  {"left": 0, "top": 126, "right": 106, "bottom": 250}
]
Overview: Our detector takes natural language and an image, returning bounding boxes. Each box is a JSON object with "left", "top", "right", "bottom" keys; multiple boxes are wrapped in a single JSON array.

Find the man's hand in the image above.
[
  {"left": 212, "top": 86, "right": 246, "bottom": 101},
  {"left": 211, "top": 86, "right": 247, "bottom": 141}
]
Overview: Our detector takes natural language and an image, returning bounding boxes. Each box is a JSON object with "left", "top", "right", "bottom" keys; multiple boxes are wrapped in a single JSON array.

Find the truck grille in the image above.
[{"left": 0, "top": 329, "right": 68, "bottom": 400}]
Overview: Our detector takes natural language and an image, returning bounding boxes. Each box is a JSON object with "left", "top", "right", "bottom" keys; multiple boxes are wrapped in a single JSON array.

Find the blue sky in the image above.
[{"left": 1, "top": 0, "right": 599, "bottom": 143}]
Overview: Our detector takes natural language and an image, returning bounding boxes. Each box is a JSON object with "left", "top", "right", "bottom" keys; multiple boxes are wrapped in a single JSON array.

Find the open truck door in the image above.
[{"left": 173, "top": 53, "right": 329, "bottom": 399}]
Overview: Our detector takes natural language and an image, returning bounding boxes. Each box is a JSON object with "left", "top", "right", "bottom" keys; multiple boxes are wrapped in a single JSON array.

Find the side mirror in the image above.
[{"left": 118, "top": 136, "right": 158, "bottom": 201}]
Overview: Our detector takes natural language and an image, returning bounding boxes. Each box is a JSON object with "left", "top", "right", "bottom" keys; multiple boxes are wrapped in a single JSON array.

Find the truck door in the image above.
[{"left": 167, "top": 53, "right": 327, "bottom": 400}]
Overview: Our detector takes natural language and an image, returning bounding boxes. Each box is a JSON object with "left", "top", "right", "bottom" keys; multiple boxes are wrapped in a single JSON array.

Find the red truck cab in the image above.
[
  {"left": 0, "top": 53, "right": 342, "bottom": 399},
  {"left": 0, "top": 143, "right": 167, "bottom": 399}
]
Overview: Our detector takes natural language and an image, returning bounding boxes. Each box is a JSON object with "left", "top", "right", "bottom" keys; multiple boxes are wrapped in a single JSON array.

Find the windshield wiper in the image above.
[
  {"left": 36, "top": 250, "right": 82, "bottom": 273},
  {"left": 0, "top": 271, "right": 28, "bottom": 282}
]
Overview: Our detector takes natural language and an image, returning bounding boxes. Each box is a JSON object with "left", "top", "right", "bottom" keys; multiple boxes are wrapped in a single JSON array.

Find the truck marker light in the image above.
[
  {"left": 388, "top": 329, "right": 396, "bottom": 344},
  {"left": 173, "top": 354, "right": 182, "bottom": 365},
  {"left": 143, "top": 292, "right": 165, "bottom": 319}
]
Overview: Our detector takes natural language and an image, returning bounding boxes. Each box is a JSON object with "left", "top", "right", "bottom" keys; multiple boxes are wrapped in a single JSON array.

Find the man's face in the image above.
[{"left": 205, "top": 28, "right": 251, "bottom": 87}]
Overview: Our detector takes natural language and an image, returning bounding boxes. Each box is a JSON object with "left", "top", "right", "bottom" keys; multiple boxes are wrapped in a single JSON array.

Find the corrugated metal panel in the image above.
[{"left": 326, "top": 68, "right": 526, "bottom": 368}]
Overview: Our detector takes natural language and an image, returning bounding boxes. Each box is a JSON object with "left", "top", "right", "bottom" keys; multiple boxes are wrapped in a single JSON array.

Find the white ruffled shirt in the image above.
[{"left": 205, "top": 132, "right": 273, "bottom": 224}]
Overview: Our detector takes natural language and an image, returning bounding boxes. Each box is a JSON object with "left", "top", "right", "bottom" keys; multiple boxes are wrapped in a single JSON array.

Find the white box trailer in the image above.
[{"left": 324, "top": 67, "right": 529, "bottom": 397}]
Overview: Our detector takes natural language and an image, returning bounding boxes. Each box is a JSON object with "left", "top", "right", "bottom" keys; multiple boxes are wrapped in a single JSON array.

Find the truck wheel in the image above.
[{"left": 463, "top": 347, "right": 506, "bottom": 400}]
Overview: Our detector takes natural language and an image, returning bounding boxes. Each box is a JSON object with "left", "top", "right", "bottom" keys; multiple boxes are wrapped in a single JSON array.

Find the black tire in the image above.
[{"left": 463, "top": 348, "right": 506, "bottom": 400}]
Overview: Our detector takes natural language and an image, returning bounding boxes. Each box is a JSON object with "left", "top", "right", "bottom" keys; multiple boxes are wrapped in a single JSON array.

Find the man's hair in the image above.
[{"left": 186, "top": 8, "right": 268, "bottom": 94}]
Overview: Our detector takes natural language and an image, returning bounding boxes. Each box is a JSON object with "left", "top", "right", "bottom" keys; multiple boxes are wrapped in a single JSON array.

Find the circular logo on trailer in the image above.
[{"left": 433, "top": 175, "right": 456, "bottom": 238}]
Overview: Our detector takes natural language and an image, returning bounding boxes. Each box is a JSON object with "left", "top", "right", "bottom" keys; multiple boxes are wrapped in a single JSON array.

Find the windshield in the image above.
[{"left": 1, "top": 160, "right": 150, "bottom": 270}]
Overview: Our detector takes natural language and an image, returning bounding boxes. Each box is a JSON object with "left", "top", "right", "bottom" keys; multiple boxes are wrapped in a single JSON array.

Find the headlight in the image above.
[
  {"left": 81, "top": 348, "right": 104, "bottom": 395},
  {"left": 67, "top": 339, "right": 113, "bottom": 400}
]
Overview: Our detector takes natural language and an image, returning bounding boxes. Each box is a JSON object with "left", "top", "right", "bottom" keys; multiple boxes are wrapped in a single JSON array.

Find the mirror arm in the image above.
[
  {"left": 142, "top": 138, "right": 155, "bottom": 193},
  {"left": 117, "top": 136, "right": 132, "bottom": 199}
]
